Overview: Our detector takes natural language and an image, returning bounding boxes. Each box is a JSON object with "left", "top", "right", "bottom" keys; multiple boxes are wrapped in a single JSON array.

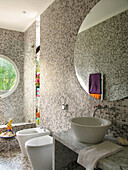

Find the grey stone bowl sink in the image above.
[{"left": 69, "top": 117, "right": 111, "bottom": 144}]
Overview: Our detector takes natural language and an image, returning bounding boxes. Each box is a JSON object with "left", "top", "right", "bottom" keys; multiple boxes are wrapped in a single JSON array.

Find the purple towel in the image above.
[{"left": 89, "top": 73, "right": 101, "bottom": 94}]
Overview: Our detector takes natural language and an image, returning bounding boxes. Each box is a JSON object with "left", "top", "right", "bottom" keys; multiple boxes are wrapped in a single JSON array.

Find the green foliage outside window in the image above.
[{"left": 0, "top": 58, "right": 16, "bottom": 95}]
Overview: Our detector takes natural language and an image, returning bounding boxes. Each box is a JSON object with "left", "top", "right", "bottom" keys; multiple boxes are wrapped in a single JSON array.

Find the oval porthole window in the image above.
[{"left": 0, "top": 55, "right": 19, "bottom": 98}]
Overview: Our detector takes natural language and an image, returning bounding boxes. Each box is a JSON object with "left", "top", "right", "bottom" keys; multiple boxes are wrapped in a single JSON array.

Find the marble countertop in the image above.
[
  {"left": 53, "top": 129, "right": 128, "bottom": 170},
  {"left": 0, "top": 122, "right": 35, "bottom": 129}
]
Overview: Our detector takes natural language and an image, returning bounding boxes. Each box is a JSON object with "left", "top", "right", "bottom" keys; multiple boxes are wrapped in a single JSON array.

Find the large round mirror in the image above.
[{"left": 74, "top": 0, "right": 128, "bottom": 101}]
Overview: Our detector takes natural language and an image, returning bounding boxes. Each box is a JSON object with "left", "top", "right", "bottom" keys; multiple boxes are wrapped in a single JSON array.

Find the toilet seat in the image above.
[{"left": 25, "top": 135, "right": 53, "bottom": 148}]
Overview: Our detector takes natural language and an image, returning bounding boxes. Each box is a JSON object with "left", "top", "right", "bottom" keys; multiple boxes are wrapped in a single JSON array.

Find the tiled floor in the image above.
[{"left": 0, "top": 149, "right": 32, "bottom": 170}]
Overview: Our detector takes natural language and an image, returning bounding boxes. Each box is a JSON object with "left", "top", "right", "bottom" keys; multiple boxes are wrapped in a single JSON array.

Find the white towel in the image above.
[{"left": 77, "top": 141, "right": 123, "bottom": 170}]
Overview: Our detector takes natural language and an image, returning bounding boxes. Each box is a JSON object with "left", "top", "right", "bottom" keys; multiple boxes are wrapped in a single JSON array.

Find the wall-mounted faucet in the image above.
[
  {"left": 93, "top": 104, "right": 102, "bottom": 117},
  {"left": 62, "top": 103, "right": 68, "bottom": 110},
  {"left": 61, "top": 96, "right": 68, "bottom": 110},
  {"left": 92, "top": 104, "right": 116, "bottom": 117}
]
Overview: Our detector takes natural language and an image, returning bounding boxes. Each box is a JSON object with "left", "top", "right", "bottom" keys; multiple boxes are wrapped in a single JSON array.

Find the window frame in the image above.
[{"left": 0, "top": 54, "right": 20, "bottom": 98}]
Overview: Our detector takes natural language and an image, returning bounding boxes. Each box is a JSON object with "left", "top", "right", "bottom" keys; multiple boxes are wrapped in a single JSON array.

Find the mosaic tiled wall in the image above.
[
  {"left": 40, "top": 0, "right": 100, "bottom": 131},
  {"left": 40, "top": 0, "right": 128, "bottom": 138},
  {"left": 0, "top": 22, "right": 36, "bottom": 124},
  {"left": 74, "top": 10, "right": 128, "bottom": 101},
  {"left": 0, "top": 98, "right": 4, "bottom": 125},
  {"left": 0, "top": 0, "right": 127, "bottom": 140},
  {"left": 24, "top": 22, "right": 36, "bottom": 123},
  {"left": 0, "top": 28, "right": 24, "bottom": 124},
  {"left": 0, "top": 123, "right": 36, "bottom": 152}
]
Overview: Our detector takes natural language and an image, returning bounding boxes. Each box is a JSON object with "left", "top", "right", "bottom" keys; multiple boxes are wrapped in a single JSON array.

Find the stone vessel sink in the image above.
[{"left": 69, "top": 117, "right": 111, "bottom": 144}]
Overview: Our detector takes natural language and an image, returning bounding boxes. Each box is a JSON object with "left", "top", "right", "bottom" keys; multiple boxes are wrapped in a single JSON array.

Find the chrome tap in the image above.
[
  {"left": 92, "top": 104, "right": 102, "bottom": 117},
  {"left": 92, "top": 104, "right": 115, "bottom": 117},
  {"left": 40, "top": 125, "right": 46, "bottom": 131}
]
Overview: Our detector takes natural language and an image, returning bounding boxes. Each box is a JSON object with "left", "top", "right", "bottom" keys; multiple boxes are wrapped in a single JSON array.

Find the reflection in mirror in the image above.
[{"left": 74, "top": 0, "right": 128, "bottom": 101}]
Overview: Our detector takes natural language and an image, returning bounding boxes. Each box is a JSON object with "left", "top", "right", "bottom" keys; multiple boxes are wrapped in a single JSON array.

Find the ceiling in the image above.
[
  {"left": 0, "top": 0, "right": 128, "bottom": 32},
  {"left": 0, "top": 0, "right": 55, "bottom": 32}
]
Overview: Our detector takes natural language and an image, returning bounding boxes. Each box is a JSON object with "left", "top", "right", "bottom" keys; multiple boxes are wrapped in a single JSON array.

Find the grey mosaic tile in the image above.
[
  {"left": 74, "top": 10, "right": 128, "bottom": 101},
  {"left": 0, "top": 123, "right": 36, "bottom": 152},
  {"left": 0, "top": 149, "right": 32, "bottom": 170},
  {"left": 24, "top": 22, "right": 36, "bottom": 123},
  {"left": 40, "top": 0, "right": 128, "bottom": 139},
  {"left": 0, "top": 0, "right": 127, "bottom": 142},
  {"left": 0, "top": 28, "right": 24, "bottom": 124}
]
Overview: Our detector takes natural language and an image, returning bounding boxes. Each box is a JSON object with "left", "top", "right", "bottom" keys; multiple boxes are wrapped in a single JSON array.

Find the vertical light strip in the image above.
[{"left": 35, "top": 15, "right": 40, "bottom": 125}]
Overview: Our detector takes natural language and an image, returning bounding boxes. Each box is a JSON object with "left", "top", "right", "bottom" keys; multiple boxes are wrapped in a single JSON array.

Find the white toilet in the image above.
[
  {"left": 25, "top": 135, "right": 53, "bottom": 170},
  {"left": 16, "top": 128, "right": 50, "bottom": 157}
]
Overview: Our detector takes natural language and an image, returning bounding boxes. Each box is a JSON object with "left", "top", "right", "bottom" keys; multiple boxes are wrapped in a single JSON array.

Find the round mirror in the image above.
[
  {"left": 74, "top": 0, "right": 128, "bottom": 101},
  {"left": 0, "top": 55, "right": 20, "bottom": 98}
]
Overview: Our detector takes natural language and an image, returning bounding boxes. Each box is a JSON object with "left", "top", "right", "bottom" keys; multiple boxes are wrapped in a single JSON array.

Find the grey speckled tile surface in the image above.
[{"left": 0, "top": 149, "right": 32, "bottom": 170}]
